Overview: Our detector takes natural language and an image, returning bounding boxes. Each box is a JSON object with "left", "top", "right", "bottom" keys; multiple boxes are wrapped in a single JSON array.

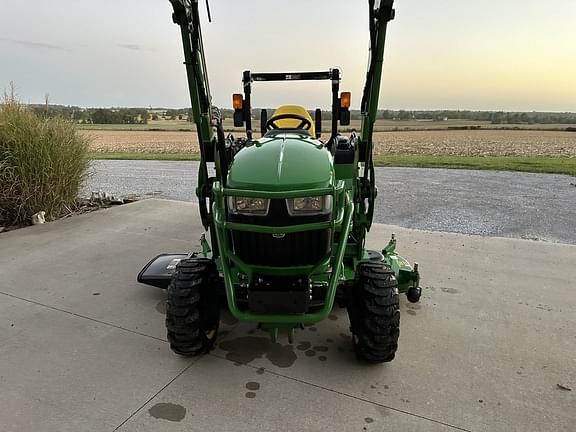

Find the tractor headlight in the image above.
[
  {"left": 227, "top": 196, "right": 270, "bottom": 216},
  {"left": 286, "top": 195, "right": 332, "bottom": 216}
]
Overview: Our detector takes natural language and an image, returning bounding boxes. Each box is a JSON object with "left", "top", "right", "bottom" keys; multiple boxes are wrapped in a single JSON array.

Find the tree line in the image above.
[
  {"left": 27, "top": 104, "right": 576, "bottom": 125},
  {"left": 253, "top": 109, "right": 576, "bottom": 124},
  {"left": 380, "top": 109, "right": 576, "bottom": 124},
  {"left": 30, "top": 105, "right": 150, "bottom": 124}
]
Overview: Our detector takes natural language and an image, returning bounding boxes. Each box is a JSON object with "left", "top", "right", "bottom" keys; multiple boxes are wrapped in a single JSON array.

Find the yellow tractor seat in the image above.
[{"left": 267, "top": 105, "right": 315, "bottom": 137}]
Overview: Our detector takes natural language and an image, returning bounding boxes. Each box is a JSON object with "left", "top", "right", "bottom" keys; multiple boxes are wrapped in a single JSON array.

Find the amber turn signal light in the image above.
[
  {"left": 233, "top": 93, "right": 243, "bottom": 110},
  {"left": 340, "top": 92, "right": 351, "bottom": 109}
]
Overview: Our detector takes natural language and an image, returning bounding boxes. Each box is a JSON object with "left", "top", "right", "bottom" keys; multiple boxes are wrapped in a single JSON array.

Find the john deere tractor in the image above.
[{"left": 138, "top": 0, "right": 421, "bottom": 363}]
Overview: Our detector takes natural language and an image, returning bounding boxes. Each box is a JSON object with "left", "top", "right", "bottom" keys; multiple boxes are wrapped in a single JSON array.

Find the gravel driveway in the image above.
[{"left": 84, "top": 160, "right": 576, "bottom": 244}]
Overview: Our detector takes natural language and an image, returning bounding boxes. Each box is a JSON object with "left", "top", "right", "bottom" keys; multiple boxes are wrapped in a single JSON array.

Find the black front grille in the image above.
[{"left": 231, "top": 229, "right": 331, "bottom": 267}]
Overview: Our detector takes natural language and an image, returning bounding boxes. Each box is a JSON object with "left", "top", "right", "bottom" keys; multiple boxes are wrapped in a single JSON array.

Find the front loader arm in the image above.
[
  {"left": 169, "top": 0, "right": 225, "bottom": 232},
  {"left": 360, "top": 0, "right": 395, "bottom": 158},
  {"left": 353, "top": 0, "right": 395, "bottom": 246}
]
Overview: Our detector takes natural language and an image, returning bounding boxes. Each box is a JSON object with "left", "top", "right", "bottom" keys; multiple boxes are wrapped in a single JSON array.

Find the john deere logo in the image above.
[{"left": 272, "top": 233, "right": 285, "bottom": 239}]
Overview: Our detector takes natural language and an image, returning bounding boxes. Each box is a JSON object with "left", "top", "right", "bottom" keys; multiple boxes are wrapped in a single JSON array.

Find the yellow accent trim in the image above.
[{"left": 270, "top": 105, "right": 315, "bottom": 136}]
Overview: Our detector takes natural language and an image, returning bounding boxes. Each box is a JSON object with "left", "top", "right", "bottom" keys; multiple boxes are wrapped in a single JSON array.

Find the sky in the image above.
[{"left": 0, "top": 0, "right": 575, "bottom": 111}]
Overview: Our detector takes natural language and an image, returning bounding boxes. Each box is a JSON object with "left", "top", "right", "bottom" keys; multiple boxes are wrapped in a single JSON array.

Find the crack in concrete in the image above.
[
  {"left": 112, "top": 361, "right": 197, "bottom": 431},
  {"left": 0, "top": 290, "right": 166, "bottom": 343},
  {"left": 209, "top": 352, "right": 474, "bottom": 432},
  {"left": 0, "top": 290, "right": 473, "bottom": 431}
]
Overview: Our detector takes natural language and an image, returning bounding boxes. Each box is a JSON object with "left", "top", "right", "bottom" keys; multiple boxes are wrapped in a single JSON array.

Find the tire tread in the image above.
[
  {"left": 347, "top": 261, "right": 400, "bottom": 363},
  {"left": 166, "top": 258, "right": 219, "bottom": 356}
]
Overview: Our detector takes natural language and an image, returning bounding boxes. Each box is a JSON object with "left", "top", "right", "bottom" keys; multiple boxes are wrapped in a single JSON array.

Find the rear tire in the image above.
[
  {"left": 166, "top": 258, "right": 220, "bottom": 356},
  {"left": 347, "top": 262, "right": 400, "bottom": 363}
]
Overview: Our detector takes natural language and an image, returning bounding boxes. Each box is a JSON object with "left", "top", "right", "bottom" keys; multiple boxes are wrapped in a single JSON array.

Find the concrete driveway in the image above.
[{"left": 0, "top": 199, "right": 574, "bottom": 431}]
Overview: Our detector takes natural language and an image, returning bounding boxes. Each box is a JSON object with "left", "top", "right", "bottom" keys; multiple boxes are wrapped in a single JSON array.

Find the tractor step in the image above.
[{"left": 137, "top": 253, "right": 189, "bottom": 289}]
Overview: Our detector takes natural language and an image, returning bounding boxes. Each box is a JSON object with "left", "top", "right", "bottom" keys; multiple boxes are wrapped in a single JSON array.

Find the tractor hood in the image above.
[{"left": 227, "top": 133, "right": 334, "bottom": 192}]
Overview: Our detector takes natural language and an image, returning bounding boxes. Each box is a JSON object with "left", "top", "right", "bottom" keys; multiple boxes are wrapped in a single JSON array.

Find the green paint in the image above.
[
  {"left": 213, "top": 194, "right": 354, "bottom": 324},
  {"left": 166, "top": 0, "right": 421, "bottom": 340},
  {"left": 227, "top": 134, "right": 333, "bottom": 191}
]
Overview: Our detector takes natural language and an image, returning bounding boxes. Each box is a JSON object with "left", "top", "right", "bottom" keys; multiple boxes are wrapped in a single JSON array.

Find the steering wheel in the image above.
[{"left": 265, "top": 113, "right": 312, "bottom": 131}]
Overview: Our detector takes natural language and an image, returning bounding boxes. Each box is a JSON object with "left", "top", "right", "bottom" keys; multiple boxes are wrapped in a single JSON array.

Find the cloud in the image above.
[
  {"left": 0, "top": 37, "right": 69, "bottom": 51},
  {"left": 117, "top": 43, "right": 152, "bottom": 51}
]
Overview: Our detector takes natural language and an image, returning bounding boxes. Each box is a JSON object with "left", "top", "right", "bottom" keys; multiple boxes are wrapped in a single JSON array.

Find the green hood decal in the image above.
[{"left": 227, "top": 133, "right": 334, "bottom": 191}]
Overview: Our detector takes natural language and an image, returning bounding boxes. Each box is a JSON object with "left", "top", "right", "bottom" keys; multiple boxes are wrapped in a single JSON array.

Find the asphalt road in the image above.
[{"left": 84, "top": 160, "right": 576, "bottom": 244}]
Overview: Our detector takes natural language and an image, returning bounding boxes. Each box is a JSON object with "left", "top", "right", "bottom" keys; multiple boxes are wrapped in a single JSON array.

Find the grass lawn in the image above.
[
  {"left": 91, "top": 152, "right": 576, "bottom": 176},
  {"left": 373, "top": 155, "right": 575, "bottom": 175}
]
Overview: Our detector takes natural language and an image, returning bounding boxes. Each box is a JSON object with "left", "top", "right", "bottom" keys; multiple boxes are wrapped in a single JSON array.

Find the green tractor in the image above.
[{"left": 138, "top": 0, "right": 421, "bottom": 363}]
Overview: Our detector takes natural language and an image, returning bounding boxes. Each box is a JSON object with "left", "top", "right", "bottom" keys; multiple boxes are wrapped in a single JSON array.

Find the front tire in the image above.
[
  {"left": 347, "top": 262, "right": 400, "bottom": 363},
  {"left": 166, "top": 258, "right": 220, "bottom": 356}
]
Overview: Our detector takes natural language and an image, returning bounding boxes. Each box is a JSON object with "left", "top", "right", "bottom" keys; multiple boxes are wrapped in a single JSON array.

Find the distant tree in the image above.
[
  {"left": 490, "top": 112, "right": 504, "bottom": 124},
  {"left": 398, "top": 110, "right": 411, "bottom": 120},
  {"left": 91, "top": 108, "right": 114, "bottom": 124},
  {"left": 72, "top": 109, "right": 87, "bottom": 122},
  {"left": 165, "top": 109, "right": 179, "bottom": 120},
  {"left": 134, "top": 108, "right": 149, "bottom": 124}
]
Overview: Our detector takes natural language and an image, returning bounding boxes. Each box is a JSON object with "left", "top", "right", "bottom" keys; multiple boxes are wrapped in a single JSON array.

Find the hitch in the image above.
[{"left": 258, "top": 323, "right": 301, "bottom": 344}]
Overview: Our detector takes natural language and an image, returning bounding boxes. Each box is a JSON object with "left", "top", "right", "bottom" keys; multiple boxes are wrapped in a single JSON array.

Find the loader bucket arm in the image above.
[
  {"left": 169, "top": 0, "right": 225, "bottom": 234},
  {"left": 352, "top": 0, "right": 395, "bottom": 256},
  {"left": 360, "top": 0, "right": 395, "bottom": 159}
]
